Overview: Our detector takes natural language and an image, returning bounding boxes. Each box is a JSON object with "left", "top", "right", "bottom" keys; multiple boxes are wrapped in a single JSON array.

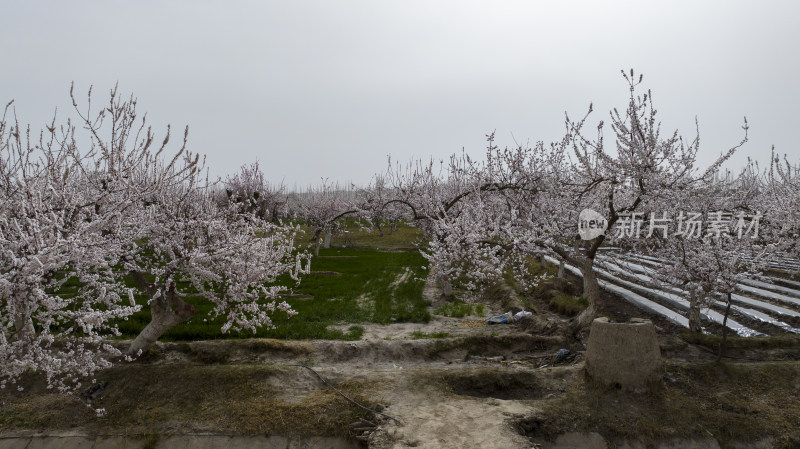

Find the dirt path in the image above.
[
  {"left": 367, "top": 378, "right": 535, "bottom": 449},
  {"left": 281, "top": 338, "right": 567, "bottom": 449},
  {"left": 310, "top": 271, "right": 569, "bottom": 448}
]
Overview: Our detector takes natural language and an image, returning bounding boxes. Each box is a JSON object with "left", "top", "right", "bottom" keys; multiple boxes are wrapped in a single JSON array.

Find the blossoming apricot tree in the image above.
[{"left": 0, "top": 85, "right": 307, "bottom": 397}]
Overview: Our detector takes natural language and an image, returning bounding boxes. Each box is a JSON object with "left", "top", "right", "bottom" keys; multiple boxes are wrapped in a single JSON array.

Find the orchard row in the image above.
[{"left": 2, "top": 71, "right": 799, "bottom": 408}]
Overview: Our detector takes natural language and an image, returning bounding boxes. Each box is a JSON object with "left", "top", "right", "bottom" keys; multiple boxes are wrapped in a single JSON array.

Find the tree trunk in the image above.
[
  {"left": 12, "top": 309, "right": 35, "bottom": 341},
  {"left": 323, "top": 231, "right": 333, "bottom": 249},
  {"left": 311, "top": 228, "right": 323, "bottom": 257},
  {"left": 574, "top": 258, "right": 601, "bottom": 330},
  {"left": 314, "top": 237, "right": 322, "bottom": 257},
  {"left": 439, "top": 275, "right": 454, "bottom": 299},
  {"left": 557, "top": 260, "right": 565, "bottom": 279},
  {"left": 127, "top": 280, "right": 195, "bottom": 356},
  {"left": 688, "top": 289, "right": 702, "bottom": 333},
  {"left": 717, "top": 292, "right": 732, "bottom": 362}
]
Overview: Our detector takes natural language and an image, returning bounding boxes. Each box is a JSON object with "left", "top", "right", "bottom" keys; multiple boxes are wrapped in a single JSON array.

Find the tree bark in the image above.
[
  {"left": 12, "top": 310, "right": 35, "bottom": 341},
  {"left": 311, "top": 228, "right": 323, "bottom": 257},
  {"left": 688, "top": 289, "right": 703, "bottom": 333},
  {"left": 323, "top": 230, "right": 333, "bottom": 249},
  {"left": 717, "top": 292, "right": 732, "bottom": 362},
  {"left": 314, "top": 237, "right": 322, "bottom": 257},
  {"left": 439, "top": 275, "right": 454, "bottom": 299},
  {"left": 574, "top": 258, "right": 602, "bottom": 330},
  {"left": 557, "top": 260, "right": 565, "bottom": 279},
  {"left": 127, "top": 275, "right": 195, "bottom": 356}
]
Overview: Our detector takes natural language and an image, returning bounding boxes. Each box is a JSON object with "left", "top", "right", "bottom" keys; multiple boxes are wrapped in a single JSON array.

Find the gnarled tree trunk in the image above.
[
  {"left": 312, "top": 228, "right": 323, "bottom": 257},
  {"left": 127, "top": 273, "right": 195, "bottom": 356},
  {"left": 688, "top": 289, "right": 703, "bottom": 333},
  {"left": 12, "top": 310, "right": 35, "bottom": 341},
  {"left": 439, "top": 274, "right": 454, "bottom": 299},
  {"left": 718, "top": 292, "right": 733, "bottom": 362},
  {"left": 574, "top": 258, "right": 602, "bottom": 330}
]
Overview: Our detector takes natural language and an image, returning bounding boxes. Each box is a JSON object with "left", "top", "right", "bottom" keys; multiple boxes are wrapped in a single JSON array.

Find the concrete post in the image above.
[{"left": 585, "top": 317, "right": 661, "bottom": 391}]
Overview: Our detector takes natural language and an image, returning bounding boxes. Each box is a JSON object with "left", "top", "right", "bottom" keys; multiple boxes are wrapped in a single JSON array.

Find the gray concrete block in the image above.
[{"left": 585, "top": 317, "right": 661, "bottom": 391}]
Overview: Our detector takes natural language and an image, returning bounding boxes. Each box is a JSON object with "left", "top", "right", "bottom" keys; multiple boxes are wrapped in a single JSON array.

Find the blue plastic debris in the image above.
[{"left": 486, "top": 312, "right": 512, "bottom": 325}]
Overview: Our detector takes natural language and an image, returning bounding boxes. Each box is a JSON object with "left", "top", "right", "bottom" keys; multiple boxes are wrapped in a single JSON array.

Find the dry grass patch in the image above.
[
  {"left": 424, "top": 334, "right": 564, "bottom": 359},
  {"left": 441, "top": 368, "right": 548, "bottom": 400},
  {"left": 531, "top": 360, "right": 800, "bottom": 448},
  {"left": 0, "top": 364, "right": 379, "bottom": 439}
]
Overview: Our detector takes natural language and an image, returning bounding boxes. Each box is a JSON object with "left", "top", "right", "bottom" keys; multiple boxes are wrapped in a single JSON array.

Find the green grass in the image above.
[
  {"left": 115, "top": 248, "right": 430, "bottom": 341},
  {"left": 526, "top": 259, "right": 559, "bottom": 284},
  {"left": 296, "top": 221, "right": 425, "bottom": 251},
  {"left": 548, "top": 292, "right": 587, "bottom": 317},
  {"left": 434, "top": 301, "right": 485, "bottom": 318}
]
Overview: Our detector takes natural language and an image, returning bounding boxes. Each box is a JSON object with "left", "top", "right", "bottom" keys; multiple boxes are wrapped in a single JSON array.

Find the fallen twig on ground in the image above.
[{"left": 291, "top": 363, "right": 402, "bottom": 425}]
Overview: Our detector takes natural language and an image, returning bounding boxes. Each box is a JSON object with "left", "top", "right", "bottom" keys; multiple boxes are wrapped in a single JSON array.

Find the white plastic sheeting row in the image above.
[{"left": 545, "top": 252, "right": 800, "bottom": 337}]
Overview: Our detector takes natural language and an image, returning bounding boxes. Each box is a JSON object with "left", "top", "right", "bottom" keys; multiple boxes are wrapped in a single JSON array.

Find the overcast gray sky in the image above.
[{"left": 2, "top": 1, "right": 798, "bottom": 189}]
